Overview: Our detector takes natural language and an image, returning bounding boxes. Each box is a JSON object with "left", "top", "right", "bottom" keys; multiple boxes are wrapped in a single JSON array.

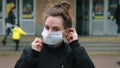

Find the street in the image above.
[{"left": 0, "top": 55, "right": 120, "bottom": 68}]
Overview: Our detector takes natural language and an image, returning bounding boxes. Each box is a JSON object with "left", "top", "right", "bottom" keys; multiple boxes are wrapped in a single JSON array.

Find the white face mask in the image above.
[{"left": 41, "top": 28, "right": 63, "bottom": 45}]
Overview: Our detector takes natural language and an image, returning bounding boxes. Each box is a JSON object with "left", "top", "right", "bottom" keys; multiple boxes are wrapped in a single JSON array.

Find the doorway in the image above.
[
  {"left": 90, "top": 0, "right": 119, "bottom": 35},
  {"left": 76, "top": 0, "right": 90, "bottom": 35},
  {"left": 0, "top": 0, "right": 35, "bottom": 35},
  {"left": 76, "top": 0, "right": 120, "bottom": 35}
]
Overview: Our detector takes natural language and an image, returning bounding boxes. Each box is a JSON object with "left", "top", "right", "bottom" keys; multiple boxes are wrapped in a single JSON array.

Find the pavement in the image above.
[
  {"left": 0, "top": 35, "right": 120, "bottom": 68},
  {"left": 0, "top": 55, "right": 120, "bottom": 68}
]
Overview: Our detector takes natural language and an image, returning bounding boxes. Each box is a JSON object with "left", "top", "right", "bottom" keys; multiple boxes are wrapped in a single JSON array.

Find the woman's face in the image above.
[
  {"left": 13, "top": 8, "right": 16, "bottom": 12},
  {"left": 44, "top": 16, "right": 64, "bottom": 32}
]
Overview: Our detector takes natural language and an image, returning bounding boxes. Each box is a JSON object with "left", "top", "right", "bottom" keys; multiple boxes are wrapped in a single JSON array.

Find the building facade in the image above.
[
  {"left": 76, "top": 0, "right": 120, "bottom": 35},
  {"left": 0, "top": 0, "right": 120, "bottom": 36},
  {"left": 0, "top": 0, "right": 36, "bottom": 35}
]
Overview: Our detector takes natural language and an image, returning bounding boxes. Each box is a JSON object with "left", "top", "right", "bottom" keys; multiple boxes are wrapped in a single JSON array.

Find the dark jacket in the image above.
[
  {"left": 14, "top": 40, "right": 95, "bottom": 68},
  {"left": 7, "top": 11, "right": 16, "bottom": 25},
  {"left": 113, "top": 6, "right": 120, "bottom": 25}
]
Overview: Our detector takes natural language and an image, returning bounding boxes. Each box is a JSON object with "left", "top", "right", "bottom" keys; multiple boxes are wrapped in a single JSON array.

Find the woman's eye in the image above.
[
  {"left": 45, "top": 26, "right": 49, "bottom": 30},
  {"left": 54, "top": 28, "right": 60, "bottom": 31}
]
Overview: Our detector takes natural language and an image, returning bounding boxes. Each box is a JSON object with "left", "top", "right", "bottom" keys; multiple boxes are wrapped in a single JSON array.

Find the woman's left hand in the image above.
[{"left": 65, "top": 28, "right": 78, "bottom": 43}]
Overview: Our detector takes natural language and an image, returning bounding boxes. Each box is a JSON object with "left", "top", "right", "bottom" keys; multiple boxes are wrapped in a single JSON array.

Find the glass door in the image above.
[
  {"left": 76, "top": 0, "right": 90, "bottom": 35},
  {"left": 20, "top": 0, "right": 35, "bottom": 35},
  {"left": 0, "top": 0, "right": 16, "bottom": 35},
  {"left": 83, "top": 0, "right": 90, "bottom": 35},
  {"left": 0, "top": 0, "right": 35, "bottom": 35},
  {"left": 91, "top": 0, "right": 105, "bottom": 35},
  {"left": 91, "top": 0, "right": 120, "bottom": 35},
  {"left": 76, "top": 0, "right": 83, "bottom": 35}
]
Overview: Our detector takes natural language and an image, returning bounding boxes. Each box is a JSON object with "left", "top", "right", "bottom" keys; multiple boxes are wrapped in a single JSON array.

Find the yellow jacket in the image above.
[{"left": 12, "top": 27, "right": 27, "bottom": 40}]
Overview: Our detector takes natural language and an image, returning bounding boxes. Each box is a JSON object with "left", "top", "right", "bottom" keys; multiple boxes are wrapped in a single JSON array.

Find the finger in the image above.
[
  {"left": 66, "top": 30, "right": 74, "bottom": 36},
  {"left": 34, "top": 37, "right": 43, "bottom": 43},
  {"left": 64, "top": 28, "right": 73, "bottom": 37},
  {"left": 64, "top": 29, "right": 69, "bottom": 35},
  {"left": 65, "top": 28, "right": 72, "bottom": 32},
  {"left": 66, "top": 33, "right": 73, "bottom": 40},
  {"left": 69, "top": 28, "right": 77, "bottom": 33},
  {"left": 68, "top": 34, "right": 73, "bottom": 39},
  {"left": 35, "top": 43, "right": 43, "bottom": 47},
  {"left": 66, "top": 28, "right": 76, "bottom": 35},
  {"left": 69, "top": 28, "right": 78, "bottom": 36},
  {"left": 32, "top": 38, "right": 43, "bottom": 46}
]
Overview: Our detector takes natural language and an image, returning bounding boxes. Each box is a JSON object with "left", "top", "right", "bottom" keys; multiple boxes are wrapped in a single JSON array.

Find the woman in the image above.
[
  {"left": 15, "top": 1, "right": 95, "bottom": 68},
  {"left": 113, "top": 4, "right": 120, "bottom": 34},
  {"left": 2, "top": 6, "right": 16, "bottom": 45}
]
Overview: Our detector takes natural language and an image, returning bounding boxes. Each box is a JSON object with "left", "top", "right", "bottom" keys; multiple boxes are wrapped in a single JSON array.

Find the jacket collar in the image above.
[{"left": 43, "top": 41, "right": 68, "bottom": 52}]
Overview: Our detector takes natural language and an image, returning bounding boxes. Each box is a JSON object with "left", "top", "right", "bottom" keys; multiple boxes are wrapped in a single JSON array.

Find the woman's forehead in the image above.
[{"left": 45, "top": 16, "right": 64, "bottom": 27}]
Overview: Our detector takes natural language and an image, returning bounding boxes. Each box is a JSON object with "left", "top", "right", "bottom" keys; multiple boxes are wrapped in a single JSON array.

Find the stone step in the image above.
[
  {"left": 0, "top": 36, "right": 120, "bottom": 54},
  {"left": 0, "top": 41, "right": 119, "bottom": 52}
]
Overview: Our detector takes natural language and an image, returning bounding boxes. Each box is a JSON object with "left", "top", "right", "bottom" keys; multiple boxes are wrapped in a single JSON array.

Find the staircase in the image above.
[
  {"left": 0, "top": 36, "right": 120, "bottom": 55},
  {"left": 80, "top": 36, "right": 120, "bottom": 55},
  {"left": 0, "top": 36, "right": 35, "bottom": 51}
]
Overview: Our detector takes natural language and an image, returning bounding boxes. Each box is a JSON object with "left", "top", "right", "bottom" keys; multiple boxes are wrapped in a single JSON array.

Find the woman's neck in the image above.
[{"left": 52, "top": 41, "right": 63, "bottom": 48}]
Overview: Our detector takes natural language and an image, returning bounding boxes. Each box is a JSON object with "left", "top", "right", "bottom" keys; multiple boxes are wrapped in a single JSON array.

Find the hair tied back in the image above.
[{"left": 54, "top": 0, "right": 71, "bottom": 11}]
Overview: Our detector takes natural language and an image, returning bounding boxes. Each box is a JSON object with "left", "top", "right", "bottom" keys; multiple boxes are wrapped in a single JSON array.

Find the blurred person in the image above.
[
  {"left": 113, "top": 4, "right": 120, "bottom": 34},
  {"left": 112, "top": 4, "right": 120, "bottom": 64},
  {"left": 12, "top": 24, "right": 27, "bottom": 51},
  {"left": 1, "top": 6, "right": 16, "bottom": 45},
  {"left": 15, "top": 1, "right": 95, "bottom": 68},
  {"left": 117, "top": 61, "right": 120, "bottom": 65}
]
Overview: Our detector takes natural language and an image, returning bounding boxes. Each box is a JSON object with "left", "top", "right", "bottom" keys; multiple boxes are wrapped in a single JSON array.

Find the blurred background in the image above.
[{"left": 0, "top": 0, "right": 120, "bottom": 68}]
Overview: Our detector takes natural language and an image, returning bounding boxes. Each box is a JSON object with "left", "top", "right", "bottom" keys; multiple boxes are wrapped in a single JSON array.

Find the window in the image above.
[
  {"left": 22, "top": 0, "right": 34, "bottom": 19},
  {"left": 93, "top": 0, "right": 104, "bottom": 19},
  {"left": 6, "top": 0, "right": 16, "bottom": 17}
]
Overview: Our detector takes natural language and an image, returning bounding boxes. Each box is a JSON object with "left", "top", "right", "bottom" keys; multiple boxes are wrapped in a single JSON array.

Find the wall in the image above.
[{"left": 36, "top": 0, "right": 75, "bottom": 24}]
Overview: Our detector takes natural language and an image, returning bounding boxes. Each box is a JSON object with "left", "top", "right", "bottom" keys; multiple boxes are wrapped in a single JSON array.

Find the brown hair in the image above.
[{"left": 44, "top": 0, "right": 72, "bottom": 29}]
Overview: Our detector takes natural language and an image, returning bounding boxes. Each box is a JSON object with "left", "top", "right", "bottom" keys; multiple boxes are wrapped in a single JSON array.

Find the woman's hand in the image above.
[
  {"left": 65, "top": 28, "right": 78, "bottom": 43},
  {"left": 31, "top": 38, "right": 43, "bottom": 52}
]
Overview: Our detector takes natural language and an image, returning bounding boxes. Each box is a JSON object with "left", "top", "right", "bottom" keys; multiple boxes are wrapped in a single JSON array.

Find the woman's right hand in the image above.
[{"left": 31, "top": 38, "right": 43, "bottom": 52}]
